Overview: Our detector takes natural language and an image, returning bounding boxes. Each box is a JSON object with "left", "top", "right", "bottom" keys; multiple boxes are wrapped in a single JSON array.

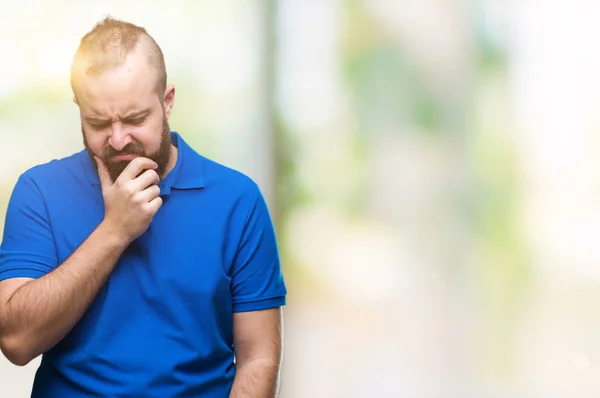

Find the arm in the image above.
[
  {"left": 0, "top": 157, "right": 162, "bottom": 366},
  {"left": 227, "top": 185, "right": 287, "bottom": 397},
  {"left": 229, "top": 307, "right": 284, "bottom": 398},
  {"left": 0, "top": 223, "right": 128, "bottom": 366}
]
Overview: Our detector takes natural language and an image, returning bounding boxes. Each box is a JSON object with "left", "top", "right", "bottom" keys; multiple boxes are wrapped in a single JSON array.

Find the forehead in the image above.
[{"left": 76, "top": 52, "right": 159, "bottom": 118}]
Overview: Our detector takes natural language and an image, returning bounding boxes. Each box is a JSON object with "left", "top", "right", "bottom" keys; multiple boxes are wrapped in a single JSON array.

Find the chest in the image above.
[
  {"left": 50, "top": 191, "right": 238, "bottom": 357},
  {"left": 50, "top": 188, "right": 237, "bottom": 315}
]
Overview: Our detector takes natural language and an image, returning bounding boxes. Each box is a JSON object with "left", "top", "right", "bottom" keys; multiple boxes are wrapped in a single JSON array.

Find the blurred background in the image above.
[{"left": 2, "top": 0, "right": 600, "bottom": 397}]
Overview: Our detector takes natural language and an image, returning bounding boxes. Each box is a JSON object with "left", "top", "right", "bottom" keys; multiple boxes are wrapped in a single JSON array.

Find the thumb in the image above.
[{"left": 94, "top": 156, "right": 111, "bottom": 191}]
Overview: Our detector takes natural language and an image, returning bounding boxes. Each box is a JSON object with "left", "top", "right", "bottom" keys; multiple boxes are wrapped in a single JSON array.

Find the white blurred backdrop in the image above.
[{"left": 2, "top": 1, "right": 600, "bottom": 397}]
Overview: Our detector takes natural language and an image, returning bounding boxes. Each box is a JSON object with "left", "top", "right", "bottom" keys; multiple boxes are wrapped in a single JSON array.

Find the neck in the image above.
[{"left": 162, "top": 143, "right": 179, "bottom": 179}]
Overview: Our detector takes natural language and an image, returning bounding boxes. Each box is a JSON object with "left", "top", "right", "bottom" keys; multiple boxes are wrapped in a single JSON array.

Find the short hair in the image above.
[{"left": 71, "top": 16, "right": 167, "bottom": 98}]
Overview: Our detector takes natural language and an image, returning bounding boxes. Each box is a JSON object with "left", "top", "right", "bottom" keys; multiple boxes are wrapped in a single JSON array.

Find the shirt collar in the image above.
[{"left": 80, "top": 131, "right": 205, "bottom": 194}]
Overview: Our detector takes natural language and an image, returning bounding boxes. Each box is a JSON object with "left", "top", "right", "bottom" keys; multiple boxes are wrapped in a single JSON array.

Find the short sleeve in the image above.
[
  {"left": 0, "top": 174, "right": 58, "bottom": 281},
  {"left": 230, "top": 187, "right": 287, "bottom": 313}
]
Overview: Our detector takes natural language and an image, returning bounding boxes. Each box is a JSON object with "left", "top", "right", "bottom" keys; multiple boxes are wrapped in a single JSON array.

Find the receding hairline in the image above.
[{"left": 70, "top": 17, "right": 167, "bottom": 97}]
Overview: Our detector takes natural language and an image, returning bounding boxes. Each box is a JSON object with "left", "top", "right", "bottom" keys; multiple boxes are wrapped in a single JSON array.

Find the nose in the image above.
[{"left": 108, "top": 122, "right": 132, "bottom": 152}]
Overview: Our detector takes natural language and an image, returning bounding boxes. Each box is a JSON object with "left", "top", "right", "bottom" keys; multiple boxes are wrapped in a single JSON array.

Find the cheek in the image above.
[
  {"left": 83, "top": 132, "right": 106, "bottom": 153},
  {"left": 136, "top": 121, "right": 163, "bottom": 150}
]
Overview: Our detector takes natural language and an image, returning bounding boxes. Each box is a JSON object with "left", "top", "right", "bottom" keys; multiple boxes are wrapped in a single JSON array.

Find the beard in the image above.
[{"left": 84, "top": 116, "right": 172, "bottom": 183}]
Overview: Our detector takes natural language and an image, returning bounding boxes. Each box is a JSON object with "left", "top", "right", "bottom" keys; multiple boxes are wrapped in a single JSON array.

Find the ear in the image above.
[
  {"left": 163, "top": 84, "right": 175, "bottom": 119},
  {"left": 73, "top": 96, "right": 79, "bottom": 105}
]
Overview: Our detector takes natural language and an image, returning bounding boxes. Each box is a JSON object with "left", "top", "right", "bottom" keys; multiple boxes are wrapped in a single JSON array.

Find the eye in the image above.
[
  {"left": 127, "top": 117, "right": 146, "bottom": 126},
  {"left": 89, "top": 122, "right": 110, "bottom": 130}
]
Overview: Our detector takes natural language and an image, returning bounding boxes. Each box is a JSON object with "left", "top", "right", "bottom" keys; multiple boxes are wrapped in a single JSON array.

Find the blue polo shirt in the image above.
[{"left": 0, "top": 132, "right": 287, "bottom": 397}]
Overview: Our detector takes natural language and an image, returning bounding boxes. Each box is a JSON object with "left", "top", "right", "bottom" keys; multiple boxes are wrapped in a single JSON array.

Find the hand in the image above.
[{"left": 95, "top": 156, "right": 163, "bottom": 244}]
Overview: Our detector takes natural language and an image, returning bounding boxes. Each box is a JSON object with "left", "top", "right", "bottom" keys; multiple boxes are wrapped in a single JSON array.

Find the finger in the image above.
[
  {"left": 94, "top": 156, "right": 112, "bottom": 192},
  {"left": 116, "top": 157, "right": 158, "bottom": 182},
  {"left": 146, "top": 196, "right": 163, "bottom": 215},
  {"left": 133, "top": 169, "right": 160, "bottom": 191},
  {"left": 136, "top": 185, "right": 161, "bottom": 204}
]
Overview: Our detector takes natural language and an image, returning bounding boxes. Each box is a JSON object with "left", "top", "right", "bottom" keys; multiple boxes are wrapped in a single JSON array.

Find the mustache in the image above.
[{"left": 102, "top": 141, "right": 145, "bottom": 159}]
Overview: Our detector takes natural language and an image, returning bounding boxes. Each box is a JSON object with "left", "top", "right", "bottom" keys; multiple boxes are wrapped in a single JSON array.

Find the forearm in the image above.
[
  {"left": 0, "top": 221, "right": 128, "bottom": 364},
  {"left": 229, "top": 358, "right": 281, "bottom": 398}
]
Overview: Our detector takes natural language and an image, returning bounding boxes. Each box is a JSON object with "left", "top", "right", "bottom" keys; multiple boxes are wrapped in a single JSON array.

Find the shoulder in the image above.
[
  {"left": 17, "top": 151, "right": 88, "bottom": 191},
  {"left": 188, "top": 153, "right": 267, "bottom": 220},
  {"left": 20, "top": 151, "right": 84, "bottom": 180},
  {"left": 176, "top": 133, "right": 260, "bottom": 198},
  {"left": 4, "top": 152, "right": 85, "bottom": 218},
  {"left": 179, "top": 136, "right": 261, "bottom": 199},
  {"left": 199, "top": 155, "right": 260, "bottom": 195}
]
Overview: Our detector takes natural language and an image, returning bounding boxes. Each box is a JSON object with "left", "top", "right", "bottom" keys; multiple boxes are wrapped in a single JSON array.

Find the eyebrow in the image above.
[
  {"left": 123, "top": 109, "right": 150, "bottom": 120},
  {"left": 85, "top": 109, "right": 150, "bottom": 124}
]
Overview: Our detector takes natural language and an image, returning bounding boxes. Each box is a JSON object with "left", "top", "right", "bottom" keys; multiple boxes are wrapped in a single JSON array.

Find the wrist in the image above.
[{"left": 97, "top": 220, "right": 132, "bottom": 249}]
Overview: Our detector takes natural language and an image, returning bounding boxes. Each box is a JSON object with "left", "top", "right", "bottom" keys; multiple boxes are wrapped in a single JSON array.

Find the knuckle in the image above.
[
  {"left": 132, "top": 157, "right": 144, "bottom": 166},
  {"left": 123, "top": 186, "right": 136, "bottom": 198},
  {"left": 125, "top": 183, "right": 136, "bottom": 194},
  {"left": 149, "top": 170, "right": 159, "bottom": 181}
]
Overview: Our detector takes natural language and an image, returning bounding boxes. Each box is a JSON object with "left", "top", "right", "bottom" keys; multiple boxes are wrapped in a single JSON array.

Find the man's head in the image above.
[{"left": 72, "top": 16, "right": 175, "bottom": 183}]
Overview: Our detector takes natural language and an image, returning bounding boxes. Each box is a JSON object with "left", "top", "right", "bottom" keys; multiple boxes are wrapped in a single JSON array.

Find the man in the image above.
[{"left": 0, "top": 17, "right": 286, "bottom": 397}]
